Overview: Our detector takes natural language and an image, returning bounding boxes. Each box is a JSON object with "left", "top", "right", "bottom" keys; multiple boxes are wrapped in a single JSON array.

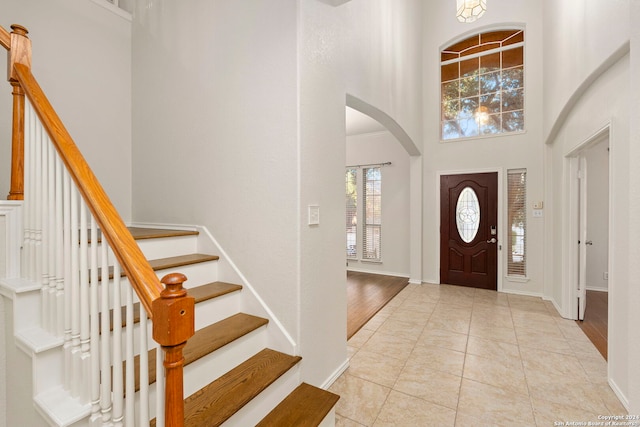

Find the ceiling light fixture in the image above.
[{"left": 457, "top": 0, "right": 487, "bottom": 23}]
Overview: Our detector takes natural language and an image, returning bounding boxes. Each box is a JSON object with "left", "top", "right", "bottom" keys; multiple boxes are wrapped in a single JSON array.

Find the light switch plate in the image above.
[{"left": 308, "top": 205, "right": 320, "bottom": 225}]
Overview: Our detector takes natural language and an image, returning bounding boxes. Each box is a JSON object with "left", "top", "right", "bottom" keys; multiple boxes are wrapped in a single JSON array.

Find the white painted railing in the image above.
[{"left": 22, "top": 100, "right": 164, "bottom": 426}]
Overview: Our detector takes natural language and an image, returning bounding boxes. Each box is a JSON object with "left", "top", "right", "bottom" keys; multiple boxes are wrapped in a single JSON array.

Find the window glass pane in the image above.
[
  {"left": 502, "top": 66, "right": 523, "bottom": 91},
  {"left": 502, "top": 46, "right": 524, "bottom": 68},
  {"left": 502, "top": 88, "right": 524, "bottom": 112},
  {"left": 481, "top": 30, "right": 520, "bottom": 44},
  {"left": 502, "top": 110, "right": 524, "bottom": 132},
  {"left": 480, "top": 72, "right": 501, "bottom": 95},
  {"left": 480, "top": 52, "right": 501, "bottom": 73},
  {"left": 480, "top": 114, "right": 501, "bottom": 135},
  {"left": 447, "top": 35, "right": 480, "bottom": 54},
  {"left": 480, "top": 93, "right": 501, "bottom": 115},
  {"left": 458, "top": 117, "right": 479, "bottom": 138},
  {"left": 456, "top": 187, "right": 481, "bottom": 243},
  {"left": 442, "top": 100, "right": 460, "bottom": 121},
  {"left": 503, "top": 30, "right": 524, "bottom": 46},
  {"left": 442, "top": 121, "right": 462, "bottom": 139},
  {"left": 441, "top": 62, "right": 459, "bottom": 82},
  {"left": 442, "top": 80, "right": 459, "bottom": 100},
  {"left": 460, "top": 76, "right": 479, "bottom": 98},
  {"left": 460, "top": 97, "right": 479, "bottom": 119},
  {"left": 460, "top": 57, "right": 479, "bottom": 77}
]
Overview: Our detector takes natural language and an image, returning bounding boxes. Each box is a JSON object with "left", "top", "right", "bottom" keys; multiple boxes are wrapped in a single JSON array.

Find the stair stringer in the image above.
[{"left": 194, "top": 225, "right": 298, "bottom": 356}]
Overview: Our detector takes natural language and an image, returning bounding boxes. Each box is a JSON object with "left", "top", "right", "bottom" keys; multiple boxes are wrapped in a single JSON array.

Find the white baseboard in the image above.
[
  {"left": 586, "top": 286, "right": 608, "bottom": 292},
  {"left": 321, "top": 358, "right": 349, "bottom": 390},
  {"left": 346, "top": 267, "right": 409, "bottom": 279},
  {"left": 609, "top": 377, "right": 629, "bottom": 411}
]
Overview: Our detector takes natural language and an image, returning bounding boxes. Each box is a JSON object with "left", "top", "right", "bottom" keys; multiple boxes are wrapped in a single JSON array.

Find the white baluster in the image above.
[
  {"left": 89, "top": 216, "right": 101, "bottom": 425},
  {"left": 47, "top": 137, "right": 57, "bottom": 331},
  {"left": 100, "top": 242, "right": 112, "bottom": 424},
  {"left": 55, "top": 154, "right": 65, "bottom": 336},
  {"left": 70, "top": 187, "right": 81, "bottom": 397},
  {"left": 155, "top": 341, "right": 165, "bottom": 427},
  {"left": 22, "top": 102, "right": 32, "bottom": 280},
  {"left": 33, "top": 122, "right": 42, "bottom": 284},
  {"left": 112, "top": 263, "right": 124, "bottom": 427},
  {"left": 63, "top": 170, "right": 73, "bottom": 391},
  {"left": 40, "top": 135, "right": 49, "bottom": 330},
  {"left": 125, "top": 285, "right": 135, "bottom": 427},
  {"left": 79, "top": 203, "right": 90, "bottom": 402},
  {"left": 139, "top": 310, "right": 150, "bottom": 426}
]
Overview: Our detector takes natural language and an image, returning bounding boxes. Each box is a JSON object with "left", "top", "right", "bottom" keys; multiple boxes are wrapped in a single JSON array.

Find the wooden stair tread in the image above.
[
  {"left": 147, "top": 253, "right": 219, "bottom": 270},
  {"left": 107, "top": 281, "right": 242, "bottom": 330},
  {"left": 89, "top": 227, "right": 198, "bottom": 243},
  {"left": 181, "top": 349, "right": 302, "bottom": 427},
  {"left": 187, "top": 281, "right": 242, "bottom": 302},
  {"left": 99, "top": 253, "right": 219, "bottom": 280},
  {"left": 130, "top": 313, "right": 268, "bottom": 392},
  {"left": 127, "top": 227, "right": 199, "bottom": 240},
  {"left": 256, "top": 383, "right": 340, "bottom": 427}
]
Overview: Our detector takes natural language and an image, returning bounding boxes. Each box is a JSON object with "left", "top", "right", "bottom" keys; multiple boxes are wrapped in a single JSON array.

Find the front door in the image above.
[{"left": 440, "top": 172, "right": 498, "bottom": 290}]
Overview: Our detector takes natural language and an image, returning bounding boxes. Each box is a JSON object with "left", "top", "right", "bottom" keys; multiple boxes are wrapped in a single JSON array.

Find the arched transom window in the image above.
[{"left": 441, "top": 29, "right": 524, "bottom": 140}]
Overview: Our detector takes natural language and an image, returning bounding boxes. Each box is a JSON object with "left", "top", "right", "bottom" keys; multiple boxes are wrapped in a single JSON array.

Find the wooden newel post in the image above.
[
  {"left": 153, "top": 273, "right": 195, "bottom": 427},
  {"left": 6, "top": 24, "right": 31, "bottom": 201}
]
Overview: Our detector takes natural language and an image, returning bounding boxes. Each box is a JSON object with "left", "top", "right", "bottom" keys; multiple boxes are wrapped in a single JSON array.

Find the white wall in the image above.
[
  {"left": 0, "top": 0, "right": 132, "bottom": 218},
  {"left": 422, "top": 0, "right": 545, "bottom": 293},
  {"left": 546, "top": 55, "right": 629, "bottom": 407},
  {"left": 627, "top": 0, "right": 640, "bottom": 414},
  {"left": 542, "top": 0, "right": 629, "bottom": 139},
  {"left": 584, "top": 140, "right": 609, "bottom": 292},
  {"left": 343, "top": 0, "right": 423, "bottom": 151},
  {"left": 346, "top": 131, "right": 410, "bottom": 277},
  {"left": 0, "top": 215, "right": 4, "bottom": 427},
  {"left": 132, "top": 0, "right": 348, "bottom": 386}
]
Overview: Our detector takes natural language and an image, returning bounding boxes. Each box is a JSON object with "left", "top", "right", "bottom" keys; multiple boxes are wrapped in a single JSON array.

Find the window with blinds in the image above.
[
  {"left": 346, "top": 168, "right": 358, "bottom": 259},
  {"left": 507, "top": 169, "right": 526, "bottom": 276},
  {"left": 363, "top": 167, "right": 382, "bottom": 261}
]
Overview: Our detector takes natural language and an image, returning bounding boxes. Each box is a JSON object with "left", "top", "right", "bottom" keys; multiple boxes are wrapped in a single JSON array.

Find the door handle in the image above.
[
  {"left": 585, "top": 240, "right": 593, "bottom": 245},
  {"left": 487, "top": 238, "right": 497, "bottom": 244}
]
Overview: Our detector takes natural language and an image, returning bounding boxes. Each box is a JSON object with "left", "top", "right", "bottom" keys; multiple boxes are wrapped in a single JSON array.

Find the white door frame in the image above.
[{"left": 562, "top": 123, "right": 611, "bottom": 320}]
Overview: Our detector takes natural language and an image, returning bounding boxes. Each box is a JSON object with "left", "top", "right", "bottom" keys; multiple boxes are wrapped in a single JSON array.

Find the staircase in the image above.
[
  {"left": 0, "top": 23, "right": 339, "bottom": 427},
  {"left": 1, "top": 224, "right": 338, "bottom": 426}
]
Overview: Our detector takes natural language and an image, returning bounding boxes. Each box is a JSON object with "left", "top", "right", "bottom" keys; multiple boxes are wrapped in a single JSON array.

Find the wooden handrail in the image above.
[
  {"left": 0, "top": 26, "right": 10, "bottom": 50},
  {"left": 13, "top": 63, "right": 164, "bottom": 314}
]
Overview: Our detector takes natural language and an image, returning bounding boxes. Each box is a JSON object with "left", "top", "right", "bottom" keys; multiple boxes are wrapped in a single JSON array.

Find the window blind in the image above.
[
  {"left": 346, "top": 168, "right": 358, "bottom": 259},
  {"left": 363, "top": 167, "right": 382, "bottom": 261},
  {"left": 507, "top": 169, "right": 526, "bottom": 276}
]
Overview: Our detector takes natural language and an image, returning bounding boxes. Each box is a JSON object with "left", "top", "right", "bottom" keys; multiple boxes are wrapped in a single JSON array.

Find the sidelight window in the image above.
[{"left": 507, "top": 169, "right": 527, "bottom": 276}]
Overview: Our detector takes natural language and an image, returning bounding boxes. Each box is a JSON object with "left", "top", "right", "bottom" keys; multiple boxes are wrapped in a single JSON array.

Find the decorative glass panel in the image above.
[{"left": 456, "top": 187, "right": 481, "bottom": 243}]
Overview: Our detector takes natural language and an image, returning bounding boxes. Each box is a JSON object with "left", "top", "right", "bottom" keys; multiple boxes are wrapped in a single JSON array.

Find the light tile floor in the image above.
[{"left": 329, "top": 283, "right": 627, "bottom": 426}]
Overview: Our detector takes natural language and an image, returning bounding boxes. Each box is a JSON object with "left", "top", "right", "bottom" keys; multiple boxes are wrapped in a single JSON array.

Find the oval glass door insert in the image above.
[{"left": 456, "top": 187, "right": 480, "bottom": 243}]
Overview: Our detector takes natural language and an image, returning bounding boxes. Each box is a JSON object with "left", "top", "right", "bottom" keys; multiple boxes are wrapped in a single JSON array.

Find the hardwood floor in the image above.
[
  {"left": 347, "top": 271, "right": 409, "bottom": 339},
  {"left": 576, "top": 290, "right": 608, "bottom": 359}
]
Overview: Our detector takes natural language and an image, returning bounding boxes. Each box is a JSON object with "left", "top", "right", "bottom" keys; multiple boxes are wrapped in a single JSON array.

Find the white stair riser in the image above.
[
  {"left": 124, "top": 235, "right": 199, "bottom": 261},
  {"left": 183, "top": 326, "right": 269, "bottom": 398},
  {"left": 193, "top": 292, "right": 242, "bottom": 330}
]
